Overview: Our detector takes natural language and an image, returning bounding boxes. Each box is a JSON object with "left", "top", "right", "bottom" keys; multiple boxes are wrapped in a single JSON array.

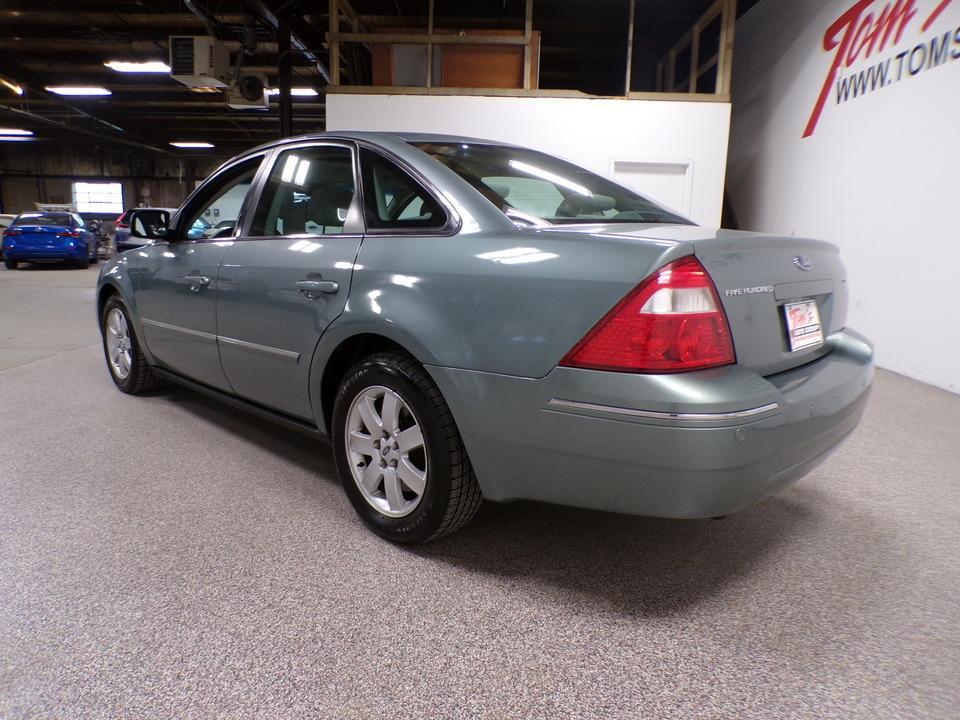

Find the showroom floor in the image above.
[{"left": 1, "top": 266, "right": 959, "bottom": 719}]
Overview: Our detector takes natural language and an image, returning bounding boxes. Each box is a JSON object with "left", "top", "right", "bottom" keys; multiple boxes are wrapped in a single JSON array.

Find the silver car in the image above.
[{"left": 96, "top": 132, "right": 874, "bottom": 543}]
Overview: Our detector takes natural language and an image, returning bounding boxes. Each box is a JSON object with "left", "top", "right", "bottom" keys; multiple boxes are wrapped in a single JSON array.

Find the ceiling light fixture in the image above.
[
  {"left": 104, "top": 60, "right": 171, "bottom": 73},
  {"left": 170, "top": 141, "right": 215, "bottom": 148},
  {"left": 1, "top": 79, "right": 23, "bottom": 96},
  {"left": 0, "top": 136, "right": 33, "bottom": 142},
  {"left": 0, "top": 128, "right": 34, "bottom": 136},
  {"left": 45, "top": 86, "right": 112, "bottom": 96},
  {"left": 266, "top": 87, "right": 319, "bottom": 97}
]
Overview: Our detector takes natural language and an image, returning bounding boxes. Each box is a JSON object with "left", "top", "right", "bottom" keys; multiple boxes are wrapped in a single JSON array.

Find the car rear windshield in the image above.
[
  {"left": 13, "top": 213, "right": 74, "bottom": 227},
  {"left": 410, "top": 142, "right": 692, "bottom": 226}
]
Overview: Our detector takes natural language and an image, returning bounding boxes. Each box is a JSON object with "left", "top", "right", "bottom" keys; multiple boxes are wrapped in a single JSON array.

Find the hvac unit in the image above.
[
  {"left": 227, "top": 74, "right": 268, "bottom": 110},
  {"left": 168, "top": 35, "right": 230, "bottom": 88}
]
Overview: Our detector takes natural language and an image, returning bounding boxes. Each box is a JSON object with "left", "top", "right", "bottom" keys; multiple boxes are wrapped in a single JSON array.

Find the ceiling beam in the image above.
[
  {"left": 0, "top": 57, "right": 174, "bottom": 154},
  {"left": 247, "top": 0, "right": 332, "bottom": 84}
]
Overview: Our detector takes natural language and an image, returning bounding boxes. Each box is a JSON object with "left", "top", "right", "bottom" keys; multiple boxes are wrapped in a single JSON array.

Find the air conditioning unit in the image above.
[
  {"left": 227, "top": 74, "right": 268, "bottom": 110},
  {"left": 168, "top": 35, "right": 230, "bottom": 88}
]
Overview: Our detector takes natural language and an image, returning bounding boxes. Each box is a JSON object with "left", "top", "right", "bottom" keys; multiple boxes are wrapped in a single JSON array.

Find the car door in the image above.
[
  {"left": 215, "top": 141, "right": 365, "bottom": 420},
  {"left": 135, "top": 153, "right": 268, "bottom": 392}
]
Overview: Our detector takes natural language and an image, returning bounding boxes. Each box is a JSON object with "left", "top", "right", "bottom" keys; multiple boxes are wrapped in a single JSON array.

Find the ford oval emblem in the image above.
[{"left": 793, "top": 255, "right": 813, "bottom": 272}]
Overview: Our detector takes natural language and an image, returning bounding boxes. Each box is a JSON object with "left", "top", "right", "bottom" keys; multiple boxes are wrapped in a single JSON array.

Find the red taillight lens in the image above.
[
  {"left": 2, "top": 228, "right": 20, "bottom": 237},
  {"left": 57, "top": 230, "right": 82, "bottom": 238},
  {"left": 115, "top": 212, "right": 129, "bottom": 229},
  {"left": 560, "top": 256, "right": 735, "bottom": 373}
]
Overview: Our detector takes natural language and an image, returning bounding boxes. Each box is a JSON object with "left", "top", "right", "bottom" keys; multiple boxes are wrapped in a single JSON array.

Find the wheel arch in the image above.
[
  {"left": 312, "top": 331, "right": 414, "bottom": 435},
  {"left": 96, "top": 282, "right": 120, "bottom": 319}
]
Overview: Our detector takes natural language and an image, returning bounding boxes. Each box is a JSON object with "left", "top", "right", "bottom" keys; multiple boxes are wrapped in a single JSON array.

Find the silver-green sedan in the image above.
[{"left": 97, "top": 132, "right": 874, "bottom": 543}]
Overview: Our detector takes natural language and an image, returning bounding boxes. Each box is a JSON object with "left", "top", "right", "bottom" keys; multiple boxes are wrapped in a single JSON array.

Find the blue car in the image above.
[{"left": 2, "top": 212, "right": 99, "bottom": 269}]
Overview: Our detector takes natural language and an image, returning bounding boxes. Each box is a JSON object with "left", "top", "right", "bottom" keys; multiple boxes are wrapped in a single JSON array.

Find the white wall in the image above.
[
  {"left": 728, "top": 0, "right": 960, "bottom": 393},
  {"left": 327, "top": 93, "right": 732, "bottom": 226}
]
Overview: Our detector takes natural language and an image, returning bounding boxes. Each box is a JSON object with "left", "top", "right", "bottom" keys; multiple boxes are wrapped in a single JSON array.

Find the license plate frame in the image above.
[{"left": 783, "top": 299, "right": 824, "bottom": 352}]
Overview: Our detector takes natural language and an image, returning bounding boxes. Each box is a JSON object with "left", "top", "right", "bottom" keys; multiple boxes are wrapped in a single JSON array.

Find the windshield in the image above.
[
  {"left": 13, "top": 213, "right": 74, "bottom": 227},
  {"left": 411, "top": 142, "right": 692, "bottom": 226}
]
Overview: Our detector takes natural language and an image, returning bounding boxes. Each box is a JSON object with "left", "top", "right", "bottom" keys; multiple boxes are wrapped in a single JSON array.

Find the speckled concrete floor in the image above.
[{"left": 1, "top": 266, "right": 959, "bottom": 719}]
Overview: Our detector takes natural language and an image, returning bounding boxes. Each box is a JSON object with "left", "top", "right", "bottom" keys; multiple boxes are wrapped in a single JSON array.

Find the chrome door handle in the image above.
[
  {"left": 296, "top": 279, "right": 339, "bottom": 298},
  {"left": 183, "top": 274, "right": 210, "bottom": 292}
]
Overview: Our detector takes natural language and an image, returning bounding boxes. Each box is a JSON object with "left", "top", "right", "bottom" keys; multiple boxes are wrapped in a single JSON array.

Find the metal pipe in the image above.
[
  {"left": 624, "top": 0, "right": 635, "bottom": 95},
  {"left": 426, "top": 0, "right": 434, "bottom": 88},
  {"left": 278, "top": 20, "right": 293, "bottom": 138}
]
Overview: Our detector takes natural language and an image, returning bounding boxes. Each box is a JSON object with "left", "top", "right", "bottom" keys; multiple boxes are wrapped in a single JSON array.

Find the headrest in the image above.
[{"left": 308, "top": 184, "right": 355, "bottom": 227}]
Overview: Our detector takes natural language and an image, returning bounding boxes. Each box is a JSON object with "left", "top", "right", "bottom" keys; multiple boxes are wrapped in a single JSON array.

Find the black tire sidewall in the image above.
[{"left": 332, "top": 357, "right": 454, "bottom": 544}]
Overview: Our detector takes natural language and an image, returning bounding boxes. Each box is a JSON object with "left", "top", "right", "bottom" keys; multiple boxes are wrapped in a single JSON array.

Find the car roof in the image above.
[{"left": 235, "top": 130, "right": 519, "bottom": 161}]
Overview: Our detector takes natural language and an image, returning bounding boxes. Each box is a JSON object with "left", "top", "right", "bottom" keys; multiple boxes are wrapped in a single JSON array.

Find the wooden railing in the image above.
[
  {"left": 657, "top": 0, "right": 737, "bottom": 96},
  {"left": 326, "top": 0, "right": 536, "bottom": 90}
]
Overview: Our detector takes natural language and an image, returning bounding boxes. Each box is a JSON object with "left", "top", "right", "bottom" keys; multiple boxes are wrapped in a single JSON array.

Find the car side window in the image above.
[
  {"left": 249, "top": 145, "right": 356, "bottom": 237},
  {"left": 181, "top": 157, "right": 262, "bottom": 241},
  {"left": 359, "top": 148, "right": 447, "bottom": 231}
]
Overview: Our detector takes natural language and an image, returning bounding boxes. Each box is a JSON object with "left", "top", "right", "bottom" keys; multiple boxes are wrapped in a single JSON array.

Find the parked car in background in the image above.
[
  {"left": 0, "top": 214, "right": 15, "bottom": 258},
  {"left": 113, "top": 207, "right": 177, "bottom": 252},
  {"left": 96, "top": 131, "right": 874, "bottom": 543},
  {"left": 3, "top": 211, "right": 99, "bottom": 269}
]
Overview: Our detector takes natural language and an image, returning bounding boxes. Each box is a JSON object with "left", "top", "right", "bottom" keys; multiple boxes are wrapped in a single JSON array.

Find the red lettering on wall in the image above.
[
  {"left": 803, "top": 0, "right": 920, "bottom": 138},
  {"left": 922, "top": 0, "right": 955, "bottom": 31}
]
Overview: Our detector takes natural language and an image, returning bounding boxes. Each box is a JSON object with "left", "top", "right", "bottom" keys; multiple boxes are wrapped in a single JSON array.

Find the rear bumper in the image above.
[
  {"left": 3, "top": 245, "right": 87, "bottom": 261},
  {"left": 427, "top": 328, "right": 874, "bottom": 519}
]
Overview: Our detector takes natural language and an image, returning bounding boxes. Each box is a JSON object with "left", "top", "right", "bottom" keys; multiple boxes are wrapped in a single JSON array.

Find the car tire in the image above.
[
  {"left": 4, "top": 259, "right": 17, "bottom": 270},
  {"left": 332, "top": 351, "right": 482, "bottom": 544},
  {"left": 100, "top": 295, "right": 162, "bottom": 394}
]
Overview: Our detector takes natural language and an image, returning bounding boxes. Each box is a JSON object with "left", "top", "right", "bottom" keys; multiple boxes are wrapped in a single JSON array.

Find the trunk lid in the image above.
[
  {"left": 13, "top": 224, "right": 74, "bottom": 247},
  {"left": 544, "top": 224, "right": 848, "bottom": 376}
]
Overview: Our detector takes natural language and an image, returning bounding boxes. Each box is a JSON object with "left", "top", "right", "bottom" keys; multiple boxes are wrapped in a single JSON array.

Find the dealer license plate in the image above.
[{"left": 783, "top": 300, "right": 823, "bottom": 351}]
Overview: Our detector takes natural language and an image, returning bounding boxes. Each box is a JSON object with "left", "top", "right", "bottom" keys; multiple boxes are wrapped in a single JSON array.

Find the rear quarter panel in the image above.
[{"left": 316, "top": 227, "right": 692, "bottom": 380}]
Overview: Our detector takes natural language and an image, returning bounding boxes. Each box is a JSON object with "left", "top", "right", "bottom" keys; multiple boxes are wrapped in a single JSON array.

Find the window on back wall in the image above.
[{"left": 72, "top": 181, "right": 124, "bottom": 214}]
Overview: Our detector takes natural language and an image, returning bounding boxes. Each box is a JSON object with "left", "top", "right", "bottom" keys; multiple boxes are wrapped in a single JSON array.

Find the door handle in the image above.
[
  {"left": 182, "top": 274, "right": 210, "bottom": 292},
  {"left": 296, "top": 279, "right": 339, "bottom": 298}
]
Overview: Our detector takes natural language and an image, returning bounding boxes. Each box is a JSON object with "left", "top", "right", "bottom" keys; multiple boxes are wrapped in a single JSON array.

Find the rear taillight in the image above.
[
  {"left": 561, "top": 256, "right": 735, "bottom": 373},
  {"left": 115, "top": 212, "right": 129, "bottom": 229},
  {"left": 3, "top": 228, "right": 20, "bottom": 237},
  {"left": 57, "top": 230, "right": 82, "bottom": 238}
]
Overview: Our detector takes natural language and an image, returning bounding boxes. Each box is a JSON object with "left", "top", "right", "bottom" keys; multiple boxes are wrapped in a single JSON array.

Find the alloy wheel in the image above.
[
  {"left": 345, "top": 385, "right": 428, "bottom": 518},
  {"left": 105, "top": 308, "right": 132, "bottom": 380}
]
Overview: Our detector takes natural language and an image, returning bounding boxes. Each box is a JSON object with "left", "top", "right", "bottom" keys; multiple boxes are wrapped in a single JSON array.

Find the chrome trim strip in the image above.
[
  {"left": 217, "top": 335, "right": 300, "bottom": 362},
  {"left": 141, "top": 318, "right": 217, "bottom": 342},
  {"left": 140, "top": 318, "right": 299, "bottom": 361},
  {"left": 546, "top": 398, "right": 780, "bottom": 422}
]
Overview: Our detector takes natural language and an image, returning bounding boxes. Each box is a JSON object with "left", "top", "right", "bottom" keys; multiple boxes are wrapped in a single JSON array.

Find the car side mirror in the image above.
[{"left": 129, "top": 209, "right": 170, "bottom": 240}]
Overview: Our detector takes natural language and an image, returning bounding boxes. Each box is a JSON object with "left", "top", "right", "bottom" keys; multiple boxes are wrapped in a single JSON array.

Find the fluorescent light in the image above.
[
  {"left": 169, "top": 141, "right": 215, "bottom": 148},
  {"left": 266, "top": 87, "right": 318, "bottom": 97},
  {"left": 1, "top": 79, "right": 23, "bottom": 96},
  {"left": 0, "top": 136, "right": 33, "bottom": 142},
  {"left": 45, "top": 86, "right": 112, "bottom": 96},
  {"left": 0, "top": 128, "right": 33, "bottom": 136},
  {"left": 104, "top": 60, "right": 171, "bottom": 73}
]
